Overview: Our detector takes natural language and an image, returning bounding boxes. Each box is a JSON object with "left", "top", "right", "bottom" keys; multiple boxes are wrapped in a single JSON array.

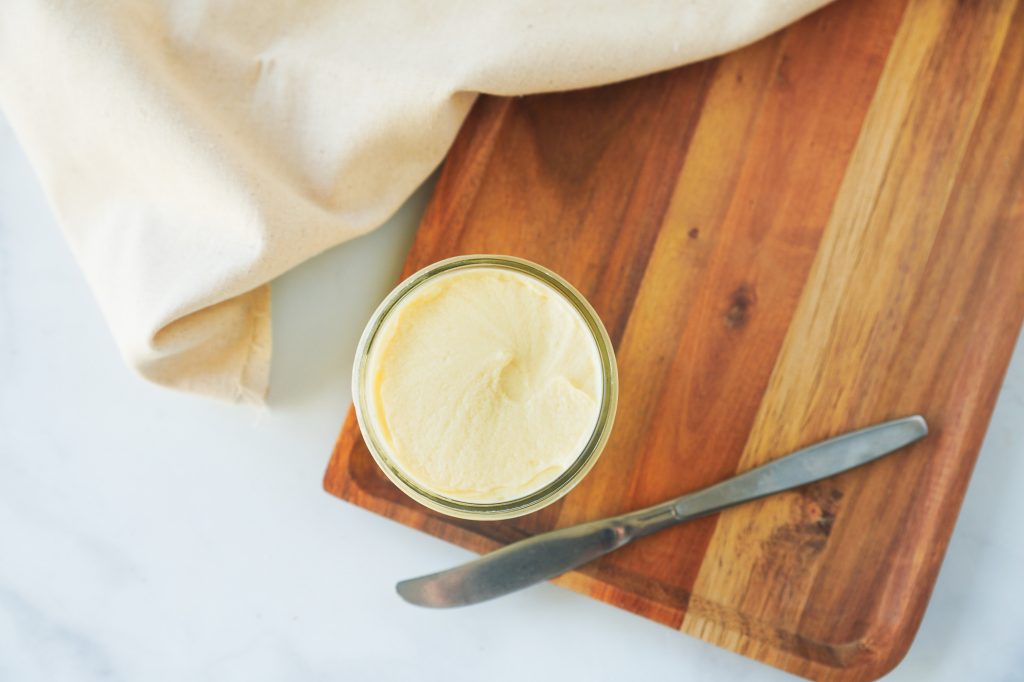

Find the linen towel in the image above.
[{"left": 0, "top": 0, "right": 829, "bottom": 402}]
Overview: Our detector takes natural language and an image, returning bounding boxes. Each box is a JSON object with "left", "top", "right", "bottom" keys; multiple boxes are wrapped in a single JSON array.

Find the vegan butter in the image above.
[{"left": 365, "top": 267, "right": 602, "bottom": 503}]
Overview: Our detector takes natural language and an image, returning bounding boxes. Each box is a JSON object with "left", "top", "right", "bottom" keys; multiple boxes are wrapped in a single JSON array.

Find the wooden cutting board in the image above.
[{"left": 324, "top": 0, "right": 1024, "bottom": 678}]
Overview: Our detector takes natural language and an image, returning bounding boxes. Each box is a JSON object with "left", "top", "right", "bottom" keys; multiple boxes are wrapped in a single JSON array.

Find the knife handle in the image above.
[{"left": 664, "top": 415, "right": 928, "bottom": 524}]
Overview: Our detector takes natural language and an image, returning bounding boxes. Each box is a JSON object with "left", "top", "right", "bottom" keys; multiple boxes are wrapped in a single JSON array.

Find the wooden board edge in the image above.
[{"left": 679, "top": 317, "right": 1024, "bottom": 682}]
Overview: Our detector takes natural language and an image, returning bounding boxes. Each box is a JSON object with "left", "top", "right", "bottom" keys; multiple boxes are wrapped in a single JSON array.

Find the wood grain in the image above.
[{"left": 323, "top": 0, "right": 1024, "bottom": 678}]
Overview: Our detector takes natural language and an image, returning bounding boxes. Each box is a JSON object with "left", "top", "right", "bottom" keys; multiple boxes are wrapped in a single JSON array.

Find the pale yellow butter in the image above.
[{"left": 366, "top": 267, "right": 602, "bottom": 503}]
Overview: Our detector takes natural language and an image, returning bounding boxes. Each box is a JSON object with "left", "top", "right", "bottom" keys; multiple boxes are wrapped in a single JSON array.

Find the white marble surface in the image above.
[{"left": 1, "top": 113, "right": 1023, "bottom": 682}]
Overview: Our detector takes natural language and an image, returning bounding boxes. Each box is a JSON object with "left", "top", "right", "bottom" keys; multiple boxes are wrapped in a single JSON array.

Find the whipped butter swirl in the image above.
[{"left": 366, "top": 267, "right": 602, "bottom": 502}]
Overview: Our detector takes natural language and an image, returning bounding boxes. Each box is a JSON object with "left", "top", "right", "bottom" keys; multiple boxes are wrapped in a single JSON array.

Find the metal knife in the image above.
[{"left": 396, "top": 415, "right": 928, "bottom": 608}]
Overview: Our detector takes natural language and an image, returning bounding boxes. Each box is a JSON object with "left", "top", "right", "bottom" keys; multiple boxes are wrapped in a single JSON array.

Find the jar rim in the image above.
[{"left": 351, "top": 254, "right": 619, "bottom": 521}]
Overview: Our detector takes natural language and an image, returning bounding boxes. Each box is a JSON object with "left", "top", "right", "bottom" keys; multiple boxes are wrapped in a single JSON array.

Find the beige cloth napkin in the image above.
[{"left": 0, "top": 0, "right": 828, "bottom": 402}]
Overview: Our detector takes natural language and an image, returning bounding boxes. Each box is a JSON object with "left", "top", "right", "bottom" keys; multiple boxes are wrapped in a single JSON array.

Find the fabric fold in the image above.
[{"left": 0, "top": 0, "right": 830, "bottom": 402}]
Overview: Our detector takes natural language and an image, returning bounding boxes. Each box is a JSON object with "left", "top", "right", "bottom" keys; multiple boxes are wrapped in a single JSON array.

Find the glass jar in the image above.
[{"left": 352, "top": 254, "right": 618, "bottom": 520}]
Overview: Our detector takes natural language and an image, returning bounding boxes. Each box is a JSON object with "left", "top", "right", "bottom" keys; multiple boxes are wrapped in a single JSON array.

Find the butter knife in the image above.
[{"left": 397, "top": 415, "right": 928, "bottom": 608}]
